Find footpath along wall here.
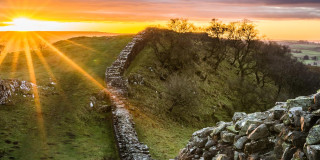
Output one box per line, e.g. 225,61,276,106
176,92,320,160
105,31,152,160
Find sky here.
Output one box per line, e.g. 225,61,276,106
0,0,320,40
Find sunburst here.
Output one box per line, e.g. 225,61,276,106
0,20,116,147
3,17,65,31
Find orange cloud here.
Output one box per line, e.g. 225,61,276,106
0,0,319,40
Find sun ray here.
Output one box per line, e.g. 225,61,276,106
28,35,57,82
32,33,124,105
10,36,22,78
10,51,20,78
34,33,108,91
4,0,50,21
23,35,47,145
0,32,11,44
28,35,69,100
0,34,18,68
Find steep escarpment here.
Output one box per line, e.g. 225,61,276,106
177,92,320,160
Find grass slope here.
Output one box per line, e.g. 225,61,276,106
124,44,280,159
0,35,133,160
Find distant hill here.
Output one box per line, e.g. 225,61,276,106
0,31,122,52
0,31,120,42
277,40,320,67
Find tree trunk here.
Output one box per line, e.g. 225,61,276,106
275,84,282,101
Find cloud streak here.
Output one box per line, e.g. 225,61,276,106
0,0,320,22
195,0,320,5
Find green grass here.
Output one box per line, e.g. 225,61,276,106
130,109,196,160
290,44,320,50
125,47,235,124
121,30,295,158
0,35,133,160
289,43,320,66
124,44,279,159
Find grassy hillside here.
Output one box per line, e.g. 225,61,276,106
0,35,133,160
124,29,320,159
124,46,276,159
0,31,119,53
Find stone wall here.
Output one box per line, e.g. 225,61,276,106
105,32,146,96
105,31,152,160
176,92,320,160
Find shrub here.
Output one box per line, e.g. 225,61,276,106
165,74,198,112
144,28,197,72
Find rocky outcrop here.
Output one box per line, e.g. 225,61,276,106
177,91,320,160
0,79,33,105
105,31,152,160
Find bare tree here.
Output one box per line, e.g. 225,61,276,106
226,19,259,82
207,19,227,39
167,18,195,33
202,19,229,70
144,28,196,71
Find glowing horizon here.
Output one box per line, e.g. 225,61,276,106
0,0,320,40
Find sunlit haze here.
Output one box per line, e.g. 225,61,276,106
0,0,320,40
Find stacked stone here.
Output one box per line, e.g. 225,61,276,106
105,31,152,160
0,79,33,105
105,31,146,96
111,94,151,160
177,92,320,160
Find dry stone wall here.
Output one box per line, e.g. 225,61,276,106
177,92,320,160
105,31,152,160
106,32,145,96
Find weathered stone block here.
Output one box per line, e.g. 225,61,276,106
221,131,235,143
244,139,272,154
306,125,320,145
232,112,247,123
234,136,248,150
210,122,228,136
248,124,269,140
287,96,314,111
306,145,320,160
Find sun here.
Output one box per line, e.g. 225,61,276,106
6,17,42,31
3,17,65,31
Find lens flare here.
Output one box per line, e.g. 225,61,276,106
10,51,20,78
0,35,17,67
4,18,66,31
34,33,112,95
29,35,57,82
23,36,47,144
